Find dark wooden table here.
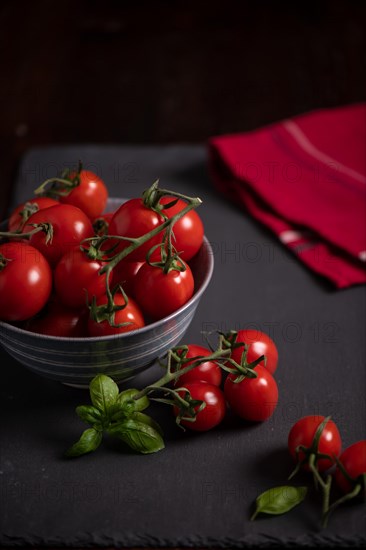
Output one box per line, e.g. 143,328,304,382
1,0,365,219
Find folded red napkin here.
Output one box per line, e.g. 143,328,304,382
208,103,366,288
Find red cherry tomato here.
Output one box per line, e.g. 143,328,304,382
159,197,204,261
224,365,278,422
59,170,108,219
174,382,226,431
87,293,145,336
24,204,94,266
173,344,222,386
288,415,342,472
108,198,164,262
0,242,52,322
8,197,59,232
25,300,88,337
230,330,278,374
54,247,107,309
334,440,366,494
134,261,194,320
111,259,144,297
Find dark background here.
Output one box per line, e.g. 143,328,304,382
1,0,366,220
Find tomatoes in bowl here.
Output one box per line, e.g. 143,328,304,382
0,242,52,322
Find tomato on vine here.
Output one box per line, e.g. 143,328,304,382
0,242,52,322
334,440,366,494
229,329,278,374
54,246,107,309
224,365,278,422
174,382,226,431
23,204,94,266
8,197,59,232
173,344,222,386
158,197,204,261
288,415,342,473
87,293,145,336
108,198,164,262
133,260,194,320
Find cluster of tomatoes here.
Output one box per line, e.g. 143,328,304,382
171,329,279,430
0,169,204,335
288,415,366,497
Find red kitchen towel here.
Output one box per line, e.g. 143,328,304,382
208,103,366,288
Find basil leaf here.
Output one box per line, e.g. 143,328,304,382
65,428,102,458
76,405,102,425
109,418,165,454
251,486,307,520
116,388,150,412
89,374,119,414
131,412,164,436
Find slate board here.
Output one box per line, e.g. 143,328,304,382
1,145,365,547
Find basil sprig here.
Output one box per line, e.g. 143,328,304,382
66,374,164,457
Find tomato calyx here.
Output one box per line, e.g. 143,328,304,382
15,201,42,231
0,253,11,271
93,217,109,237
88,286,132,328
34,161,83,199
218,331,263,382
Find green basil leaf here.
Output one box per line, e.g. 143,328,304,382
65,428,102,458
76,405,102,425
251,486,307,520
131,412,164,436
108,418,165,454
89,374,119,414
116,388,150,412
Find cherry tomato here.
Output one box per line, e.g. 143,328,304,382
288,415,342,472
59,170,108,219
224,365,278,422
8,197,59,232
334,440,366,494
108,198,164,261
134,261,194,320
173,344,222,386
25,299,88,337
54,247,107,309
0,242,52,322
24,204,94,266
229,329,278,374
159,197,204,261
111,259,144,297
174,382,226,431
87,293,145,336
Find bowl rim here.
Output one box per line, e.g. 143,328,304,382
0,236,214,342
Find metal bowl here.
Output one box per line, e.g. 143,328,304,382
0,216,214,386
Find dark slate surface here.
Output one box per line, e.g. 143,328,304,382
1,145,365,547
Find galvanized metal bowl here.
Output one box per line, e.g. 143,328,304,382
0,199,213,387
